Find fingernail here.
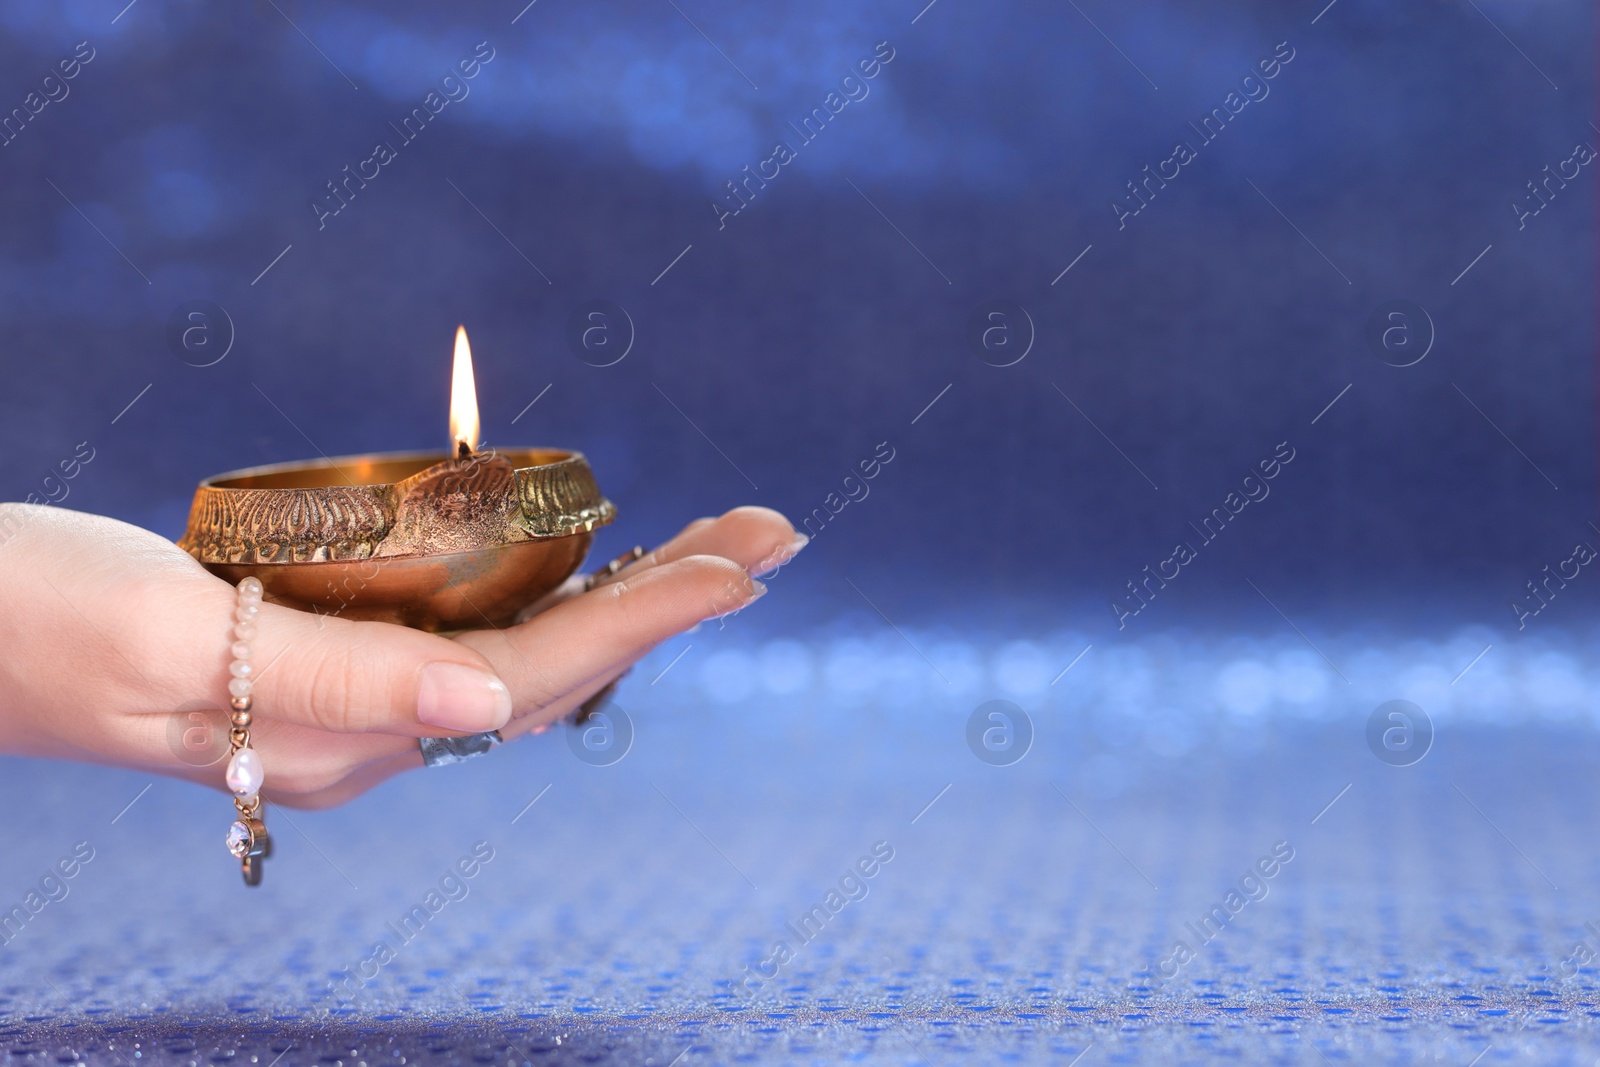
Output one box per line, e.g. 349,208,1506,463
748,578,768,601
756,534,809,576
417,662,513,732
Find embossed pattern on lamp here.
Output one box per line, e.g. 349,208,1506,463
177,327,615,631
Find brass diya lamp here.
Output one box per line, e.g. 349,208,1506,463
178,327,615,630
179,326,615,887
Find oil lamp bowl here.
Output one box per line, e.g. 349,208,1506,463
177,449,615,632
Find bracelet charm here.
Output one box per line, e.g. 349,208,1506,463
223,577,270,886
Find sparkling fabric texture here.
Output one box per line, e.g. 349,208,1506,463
1,626,1598,1064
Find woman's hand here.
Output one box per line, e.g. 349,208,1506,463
0,503,802,807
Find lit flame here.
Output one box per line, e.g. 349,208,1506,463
449,325,480,456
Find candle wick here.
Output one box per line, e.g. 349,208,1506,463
456,440,472,460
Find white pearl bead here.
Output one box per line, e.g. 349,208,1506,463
239,577,264,598
235,604,259,622
234,621,258,642
228,677,253,699
231,642,252,660
226,748,264,797
229,661,253,678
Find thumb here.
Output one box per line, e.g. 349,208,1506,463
228,601,513,737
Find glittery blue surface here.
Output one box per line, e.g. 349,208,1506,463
5,626,1600,1065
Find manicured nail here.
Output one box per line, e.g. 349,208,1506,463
417,662,513,732
756,533,809,576
747,578,768,601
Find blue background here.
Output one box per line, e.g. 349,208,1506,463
0,0,1596,1063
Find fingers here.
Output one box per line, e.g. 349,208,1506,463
516,507,803,622
496,647,643,741
140,560,723,802
515,508,800,627
493,507,799,730
263,749,423,810
0,508,517,743
116,706,417,802
456,554,764,724
604,506,804,586
162,507,796,774
241,605,515,738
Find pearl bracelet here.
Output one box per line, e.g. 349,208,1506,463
222,577,270,886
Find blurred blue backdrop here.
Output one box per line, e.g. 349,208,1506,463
0,0,1591,628
0,0,1597,1063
